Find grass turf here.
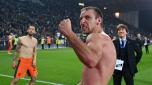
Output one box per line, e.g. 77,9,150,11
0,46,152,85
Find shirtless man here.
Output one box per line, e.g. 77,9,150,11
59,6,116,85
10,25,38,85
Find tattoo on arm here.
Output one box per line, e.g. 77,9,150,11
13,39,21,61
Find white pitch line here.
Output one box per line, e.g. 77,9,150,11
0,50,7,52
0,74,63,85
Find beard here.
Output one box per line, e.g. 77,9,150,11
28,33,33,36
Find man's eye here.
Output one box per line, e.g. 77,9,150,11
85,16,90,20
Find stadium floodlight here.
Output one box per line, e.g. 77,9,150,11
104,7,107,10
78,3,85,6
115,12,120,18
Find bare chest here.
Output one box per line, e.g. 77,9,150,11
21,39,36,48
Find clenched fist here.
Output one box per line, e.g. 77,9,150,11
58,18,73,37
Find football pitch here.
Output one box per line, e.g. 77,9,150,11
0,46,152,85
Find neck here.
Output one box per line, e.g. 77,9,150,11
27,35,33,39
93,26,102,33
120,36,126,40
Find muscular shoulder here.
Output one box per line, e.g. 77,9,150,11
100,32,112,43
19,36,26,40
33,37,38,43
18,36,26,43
87,32,113,54
87,32,112,45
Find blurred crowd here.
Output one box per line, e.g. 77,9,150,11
0,0,151,49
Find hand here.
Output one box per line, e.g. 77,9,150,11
12,61,16,69
59,18,73,37
32,61,36,68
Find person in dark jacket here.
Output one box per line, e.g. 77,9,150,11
113,24,142,85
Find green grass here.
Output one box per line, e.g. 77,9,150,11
0,46,152,85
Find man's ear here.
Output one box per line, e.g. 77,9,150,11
99,17,103,23
97,18,102,25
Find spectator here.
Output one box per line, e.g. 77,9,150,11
113,24,142,85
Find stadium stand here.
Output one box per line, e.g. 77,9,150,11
0,0,150,50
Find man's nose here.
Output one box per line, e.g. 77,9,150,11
80,18,86,23
119,30,124,32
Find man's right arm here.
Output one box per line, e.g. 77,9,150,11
12,38,21,69
67,33,102,68
59,19,102,68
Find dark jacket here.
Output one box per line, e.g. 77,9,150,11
113,38,142,76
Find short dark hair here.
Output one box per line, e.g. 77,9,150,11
81,6,103,18
116,24,128,32
26,24,35,30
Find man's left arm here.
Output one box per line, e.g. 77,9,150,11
134,40,142,64
33,39,37,67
